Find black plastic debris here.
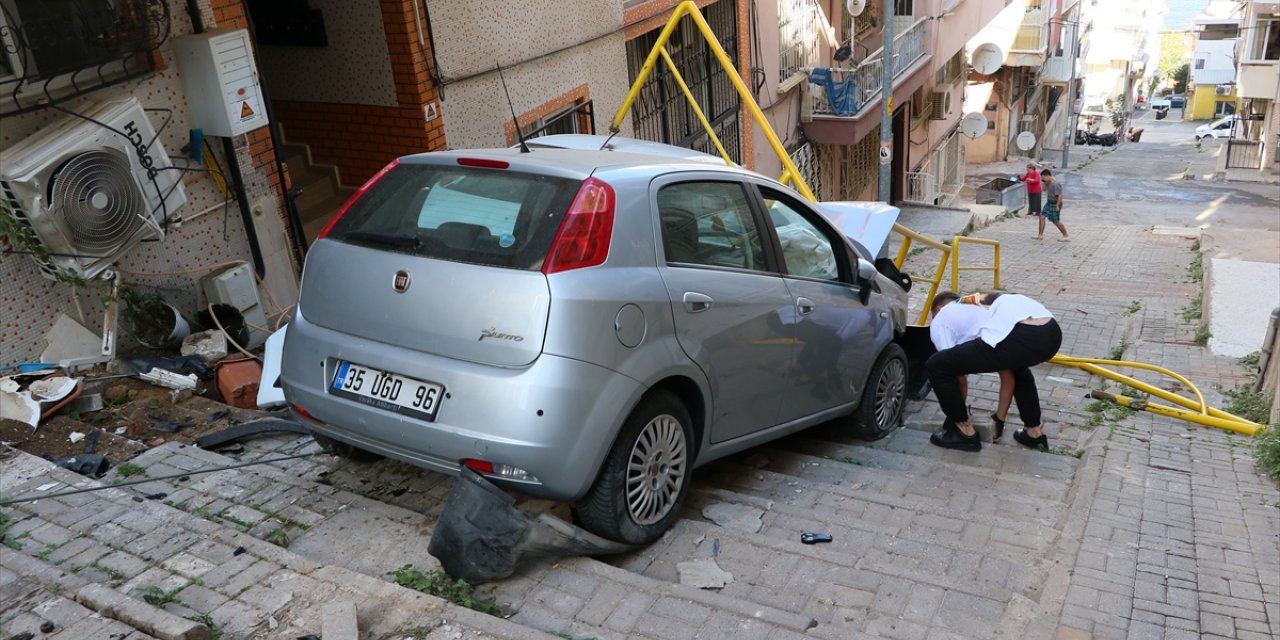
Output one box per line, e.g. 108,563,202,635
50,430,108,476
428,467,637,583
194,418,312,450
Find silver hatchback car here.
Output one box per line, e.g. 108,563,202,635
281,135,909,544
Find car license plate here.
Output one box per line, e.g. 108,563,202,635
330,361,444,421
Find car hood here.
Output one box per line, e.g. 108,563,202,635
814,201,900,256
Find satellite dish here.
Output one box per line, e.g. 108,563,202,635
960,112,988,139
969,43,1003,75
846,0,866,16
1016,131,1037,151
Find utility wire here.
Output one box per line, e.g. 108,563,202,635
0,452,318,506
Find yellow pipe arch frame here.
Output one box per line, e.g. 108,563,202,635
610,2,1259,437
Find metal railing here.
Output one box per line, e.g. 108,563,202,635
778,0,823,83
949,237,1001,291
807,17,928,118
1225,139,1264,169
904,171,937,205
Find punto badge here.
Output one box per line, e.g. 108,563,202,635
393,270,411,293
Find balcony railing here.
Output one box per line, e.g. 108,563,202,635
805,17,928,119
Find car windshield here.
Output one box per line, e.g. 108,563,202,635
325,164,581,270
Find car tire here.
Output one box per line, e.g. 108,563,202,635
312,433,383,462
573,390,693,545
848,343,907,441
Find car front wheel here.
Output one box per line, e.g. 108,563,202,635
574,390,692,544
848,343,907,440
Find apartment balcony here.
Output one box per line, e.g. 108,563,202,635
1041,55,1072,84
1007,9,1047,66
800,17,932,145
1239,62,1279,100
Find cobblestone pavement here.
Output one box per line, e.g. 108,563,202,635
2,119,1277,639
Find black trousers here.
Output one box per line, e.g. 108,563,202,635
926,320,1063,427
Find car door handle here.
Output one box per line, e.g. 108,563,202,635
796,297,815,315
683,292,714,313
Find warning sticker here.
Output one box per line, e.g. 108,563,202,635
240,102,255,120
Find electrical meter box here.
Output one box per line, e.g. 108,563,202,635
202,263,270,349
174,29,269,137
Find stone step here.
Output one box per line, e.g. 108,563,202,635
0,445,556,640
607,513,1053,640
300,193,355,242
292,174,337,213
78,436,853,640
702,439,1074,545
768,428,1078,502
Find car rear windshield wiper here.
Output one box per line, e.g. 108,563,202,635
341,230,422,250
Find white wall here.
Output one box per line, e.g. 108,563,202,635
257,0,398,106
1192,39,1237,87
430,0,632,149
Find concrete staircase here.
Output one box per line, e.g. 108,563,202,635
0,408,1090,639
280,141,356,244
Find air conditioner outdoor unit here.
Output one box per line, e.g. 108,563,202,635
0,96,187,280
1215,85,1231,96
929,91,950,120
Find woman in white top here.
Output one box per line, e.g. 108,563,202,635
928,292,1016,442
925,291,1063,452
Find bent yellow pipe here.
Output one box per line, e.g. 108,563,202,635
1052,355,1261,435
1089,390,1260,436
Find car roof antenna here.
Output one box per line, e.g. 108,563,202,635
496,62,530,153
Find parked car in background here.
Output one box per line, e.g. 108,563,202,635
1196,114,1244,141
1149,94,1185,113
280,135,911,544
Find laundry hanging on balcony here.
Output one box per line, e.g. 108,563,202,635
808,68,858,116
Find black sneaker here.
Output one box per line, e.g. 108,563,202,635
992,414,1006,441
1013,429,1049,451
930,428,981,452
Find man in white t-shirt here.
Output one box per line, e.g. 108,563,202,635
925,291,1063,452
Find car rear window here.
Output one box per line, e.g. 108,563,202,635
326,163,581,270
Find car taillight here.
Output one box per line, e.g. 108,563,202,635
542,177,615,274
291,404,323,424
316,158,400,239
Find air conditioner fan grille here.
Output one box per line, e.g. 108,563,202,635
51,150,148,255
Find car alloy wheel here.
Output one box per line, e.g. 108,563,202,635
626,412,688,525
849,343,908,440
872,355,907,432
574,390,693,544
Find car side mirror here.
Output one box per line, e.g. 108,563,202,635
857,258,878,282
855,258,877,304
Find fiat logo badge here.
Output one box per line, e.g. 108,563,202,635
392,271,411,293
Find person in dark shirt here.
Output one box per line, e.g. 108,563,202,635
1034,169,1070,242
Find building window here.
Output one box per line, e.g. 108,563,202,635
894,0,913,17
0,0,168,116
778,0,821,83
524,102,594,140
1249,18,1280,61
1194,58,1205,69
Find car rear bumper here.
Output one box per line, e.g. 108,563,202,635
280,313,645,500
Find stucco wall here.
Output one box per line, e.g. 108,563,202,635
0,0,280,363
257,0,398,107
430,0,631,149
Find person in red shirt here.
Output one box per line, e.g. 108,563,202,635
1019,163,1043,216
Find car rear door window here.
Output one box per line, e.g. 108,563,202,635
658,181,767,272
325,164,579,270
